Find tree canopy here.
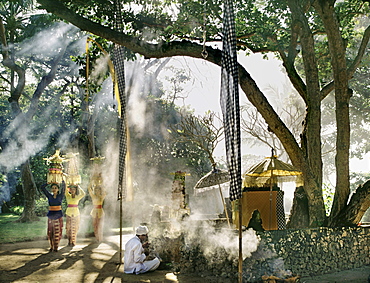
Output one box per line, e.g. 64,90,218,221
2,0,370,227
0,0,214,220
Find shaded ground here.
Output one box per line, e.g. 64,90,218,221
0,235,232,283
0,235,369,283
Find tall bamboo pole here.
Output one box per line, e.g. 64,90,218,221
113,0,126,266
238,198,243,283
119,190,123,263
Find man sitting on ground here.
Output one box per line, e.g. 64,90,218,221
123,225,160,274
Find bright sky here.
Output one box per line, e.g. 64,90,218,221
164,52,287,159
168,52,286,116
162,52,370,173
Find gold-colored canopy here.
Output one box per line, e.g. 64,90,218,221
243,154,303,188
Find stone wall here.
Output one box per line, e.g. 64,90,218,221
264,226,370,277
154,226,370,282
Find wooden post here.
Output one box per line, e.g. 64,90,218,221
119,190,123,264
218,184,231,228
238,198,243,283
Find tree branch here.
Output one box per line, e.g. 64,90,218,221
0,17,25,115
36,0,305,172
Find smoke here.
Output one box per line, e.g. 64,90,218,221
0,22,86,172
16,22,81,58
0,118,55,171
70,55,210,235
167,215,260,261
89,55,110,85
2,18,260,266
125,59,163,133
0,22,87,213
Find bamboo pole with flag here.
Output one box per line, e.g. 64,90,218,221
113,0,132,265
113,43,127,264
219,0,243,282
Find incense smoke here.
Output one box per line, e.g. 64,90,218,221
0,23,86,211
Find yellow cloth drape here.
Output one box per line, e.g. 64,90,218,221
86,37,133,201
233,191,281,230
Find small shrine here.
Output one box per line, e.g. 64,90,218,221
233,149,302,231
170,171,190,220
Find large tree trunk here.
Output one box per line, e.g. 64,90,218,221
328,180,370,227
286,0,325,227
286,186,309,228
17,160,39,222
313,1,351,225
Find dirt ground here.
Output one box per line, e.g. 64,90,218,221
0,234,369,283
0,234,233,283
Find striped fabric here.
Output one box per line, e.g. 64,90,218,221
48,218,63,250
66,215,80,245
114,45,127,201
276,191,286,230
220,0,242,201
114,0,127,201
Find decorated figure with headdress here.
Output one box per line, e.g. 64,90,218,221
41,149,66,252
64,152,85,247
88,156,107,242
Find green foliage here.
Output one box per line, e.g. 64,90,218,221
0,92,11,128
2,0,368,227
0,0,58,46
34,197,49,217
7,183,23,207
348,66,370,158
9,205,24,215
0,214,47,244
30,155,49,187
129,95,213,192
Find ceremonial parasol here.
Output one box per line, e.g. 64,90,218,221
194,168,231,228
243,149,302,229
243,149,302,188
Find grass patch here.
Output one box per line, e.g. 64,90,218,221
0,213,47,244
0,213,131,244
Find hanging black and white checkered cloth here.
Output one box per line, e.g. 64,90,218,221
114,45,127,201
113,0,127,201
220,0,242,201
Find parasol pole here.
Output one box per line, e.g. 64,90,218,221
218,183,231,228
269,148,274,230
238,196,243,283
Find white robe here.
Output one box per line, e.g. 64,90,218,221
123,235,160,274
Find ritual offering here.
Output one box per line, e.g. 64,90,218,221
90,156,105,186
43,149,66,184
64,152,81,185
